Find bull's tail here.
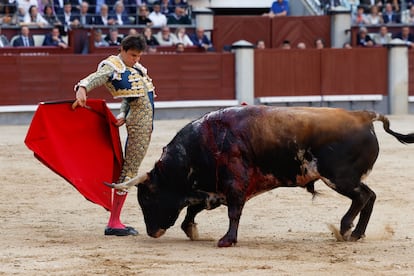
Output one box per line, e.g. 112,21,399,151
373,113,414,144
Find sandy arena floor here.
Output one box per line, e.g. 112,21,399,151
1,115,413,275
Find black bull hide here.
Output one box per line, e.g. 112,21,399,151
116,106,414,247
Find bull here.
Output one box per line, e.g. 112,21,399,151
107,106,414,247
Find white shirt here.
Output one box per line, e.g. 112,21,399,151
148,11,167,28
17,0,38,14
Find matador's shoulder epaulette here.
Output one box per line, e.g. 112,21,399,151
98,55,126,73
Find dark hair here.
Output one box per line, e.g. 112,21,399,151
121,35,147,52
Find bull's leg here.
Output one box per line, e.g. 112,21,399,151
218,202,244,247
349,183,376,240
181,204,204,240
338,182,376,241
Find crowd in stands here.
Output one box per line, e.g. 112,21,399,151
0,0,218,52
0,0,192,27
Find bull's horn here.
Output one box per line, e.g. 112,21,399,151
104,173,148,191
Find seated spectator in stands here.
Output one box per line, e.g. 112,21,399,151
155,25,176,46
94,4,114,26
167,5,191,25
110,1,130,25
297,42,306,49
128,28,138,35
21,5,49,27
281,40,291,49
366,5,383,25
315,38,325,49
13,25,35,46
135,4,153,26
358,0,383,13
175,42,184,53
256,40,266,49
160,0,171,15
382,3,401,24
263,0,289,17
352,5,368,25
143,26,159,47
58,2,78,31
189,28,214,51
42,26,68,48
105,27,122,46
175,27,193,46
407,0,414,10
53,0,64,15
0,26,10,47
1,0,17,24
402,5,414,24
393,26,414,46
17,0,37,18
43,4,62,26
72,1,94,27
93,28,109,47
149,1,167,27
357,26,375,47
373,25,392,45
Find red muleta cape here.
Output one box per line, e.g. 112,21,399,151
24,99,123,210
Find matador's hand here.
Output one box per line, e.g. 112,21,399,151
73,87,87,109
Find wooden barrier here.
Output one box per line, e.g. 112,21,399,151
0,52,235,105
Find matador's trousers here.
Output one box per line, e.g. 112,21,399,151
118,93,153,183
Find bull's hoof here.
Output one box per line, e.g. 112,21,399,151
182,222,199,240
217,237,237,247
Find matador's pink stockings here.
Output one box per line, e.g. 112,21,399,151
107,191,127,229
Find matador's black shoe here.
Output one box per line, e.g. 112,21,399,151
104,226,139,236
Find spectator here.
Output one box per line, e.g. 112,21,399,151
94,4,113,26
382,3,401,24
281,39,291,49
42,26,68,48
175,41,184,53
407,0,414,10
128,28,138,35
17,0,38,18
21,4,49,27
263,0,289,17
393,26,414,46
148,1,167,27
352,5,368,25
135,5,152,26
73,1,94,26
167,5,191,25
373,25,392,45
105,27,122,46
53,0,64,15
159,0,171,15
189,27,214,51
315,38,325,49
366,5,383,25
174,26,192,46
356,26,375,47
142,26,159,47
343,42,353,48
43,4,62,26
13,25,35,46
359,0,382,13
58,2,78,30
155,25,176,46
256,40,266,49
0,0,18,25
402,5,414,24
0,26,10,47
93,28,109,47
297,42,306,49
110,1,130,25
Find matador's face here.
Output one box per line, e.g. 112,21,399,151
120,49,142,67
